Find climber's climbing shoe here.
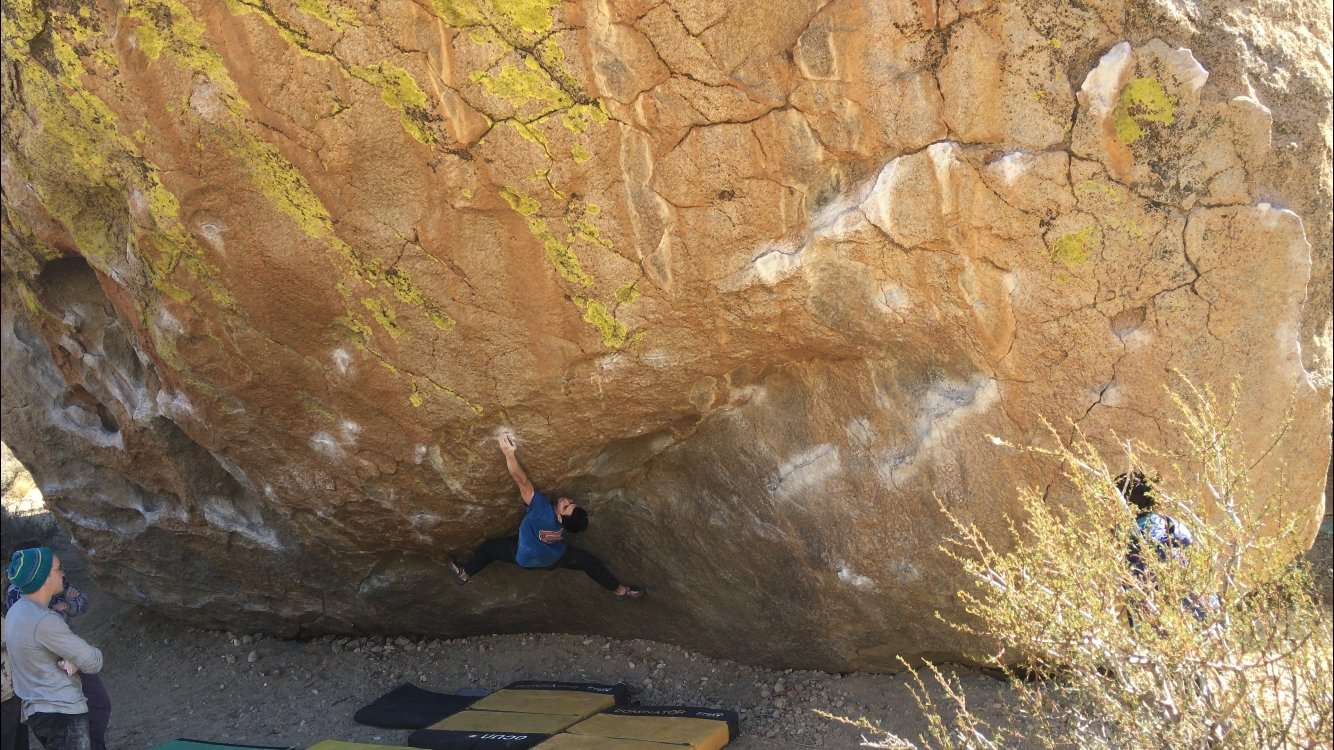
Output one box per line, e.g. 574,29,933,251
449,559,469,584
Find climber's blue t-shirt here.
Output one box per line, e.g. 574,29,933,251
516,491,566,568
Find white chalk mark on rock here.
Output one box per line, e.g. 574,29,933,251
836,562,875,589
1080,41,1133,116
880,376,1000,487
310,432,344,461
332,348,353,376
768,444,841,500
989,151,1034,186
338,420,361,445
1144,39,1208,94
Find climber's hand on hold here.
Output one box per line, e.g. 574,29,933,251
498,431,534,504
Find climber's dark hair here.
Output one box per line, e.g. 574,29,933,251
1115,471,1156,512
564,507,589,534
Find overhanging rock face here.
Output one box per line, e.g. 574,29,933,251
1,0,1330,670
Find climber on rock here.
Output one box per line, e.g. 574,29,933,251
449,433,645,599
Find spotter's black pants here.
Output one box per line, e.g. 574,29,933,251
26,713,89,750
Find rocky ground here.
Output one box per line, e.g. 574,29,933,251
52,516,1332,750
62,549,1016,750
45,518,1334,750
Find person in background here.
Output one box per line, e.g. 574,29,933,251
1118,472,1194,577
3,543,107,750
3,548,103,750
3,605,32,750
450,434,644,598
1118,471,1215,622
3,544,107,750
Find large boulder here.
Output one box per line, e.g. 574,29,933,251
1,0,1329,669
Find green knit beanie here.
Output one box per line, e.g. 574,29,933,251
6,547,54,595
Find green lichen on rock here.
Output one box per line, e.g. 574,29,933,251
428,380,484,415
445,0,588,123
401,369,484,414
499,188,594,287
351,63,437,144
615,283,640,305
123,0,454,338
561,102,608,134
362,297,402,338
131,16,167,60
1050,226,1101,267
382,267,426,306
499,187,542,216
1113,77,1175,145
428,311,456,331
470,57,572,115
224,1,433,143
127,0,232,82
542,233,592,287
510,120,551,149
428,0,557,35
495,0,559,33
336,311,374,341
430,0,486,26
225,0,368,66
1,2,231,307
425,0,609,290
574,297,629,349
566,200,610,249
0,0,43,49
15,283,46,319
294,0,360,29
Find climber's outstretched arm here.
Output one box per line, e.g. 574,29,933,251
499,433,535,505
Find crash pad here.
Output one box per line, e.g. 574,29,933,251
566,706,739,750
534,735,689,749
148,736,289,741
469,689,615,719
306,736,416,741
429,711,579,735
502,681,628,706
405,729,549,750
354,683,478,729
402,680,633,750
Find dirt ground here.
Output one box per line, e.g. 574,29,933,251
9,508,1331,750
43,538,1016,750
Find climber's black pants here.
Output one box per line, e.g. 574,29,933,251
463,535,621,591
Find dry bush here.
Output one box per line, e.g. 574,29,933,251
864,380,1332,749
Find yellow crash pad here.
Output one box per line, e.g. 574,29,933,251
470,688,616,719
568,714,730,750
309,736,418,741
431,709,579,734
535,734,686,749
